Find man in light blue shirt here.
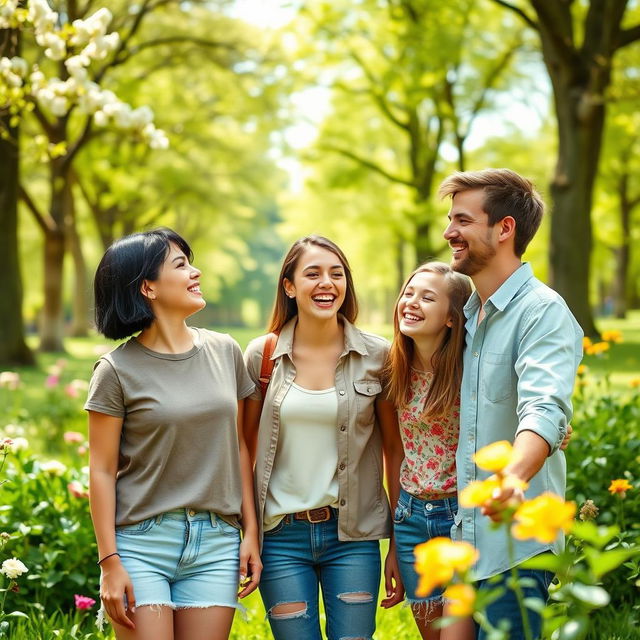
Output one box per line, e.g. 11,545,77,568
439,168,583,639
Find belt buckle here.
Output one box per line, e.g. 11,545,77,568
307,507,331,523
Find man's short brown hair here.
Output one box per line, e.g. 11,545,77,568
438,168,544,257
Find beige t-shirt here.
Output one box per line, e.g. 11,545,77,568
84,328,255,526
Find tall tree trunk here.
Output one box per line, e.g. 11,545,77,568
612,173,633,319
39,158,69,352
547,76,602,337
0,25,34,366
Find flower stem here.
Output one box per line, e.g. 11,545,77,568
507,530,533,640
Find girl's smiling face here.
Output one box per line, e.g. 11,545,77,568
283,245,347,322
397,271,452,342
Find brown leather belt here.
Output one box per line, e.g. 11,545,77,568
293,507,334,523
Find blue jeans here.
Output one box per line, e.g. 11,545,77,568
475,566,554,640
393,488,458,602
259,512,381,640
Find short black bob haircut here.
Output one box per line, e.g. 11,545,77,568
94,228,193,340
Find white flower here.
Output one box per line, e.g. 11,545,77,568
10,437,28,452
29,69,45,90
1,558,28,579
50,95,69,116
40,460,67,476
93,110,108,126
0,372,20,390
130,106,154,128
10,56,28,77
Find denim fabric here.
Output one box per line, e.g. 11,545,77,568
115,509,241,610
475,566,554,640
259,513,381,640
393,488,458,602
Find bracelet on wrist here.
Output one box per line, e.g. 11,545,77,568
97,552,120,566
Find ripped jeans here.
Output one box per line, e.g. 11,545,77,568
259,513,380,640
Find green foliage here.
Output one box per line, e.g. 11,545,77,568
0,450,98,619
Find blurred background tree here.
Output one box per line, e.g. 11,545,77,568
1,0,639,362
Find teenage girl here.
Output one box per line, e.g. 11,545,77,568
86,229,261,640
385,262,474,640
243,235,405,640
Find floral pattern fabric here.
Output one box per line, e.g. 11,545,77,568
398,369,459,499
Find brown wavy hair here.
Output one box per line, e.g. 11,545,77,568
384,262,471,417
267,235,358,333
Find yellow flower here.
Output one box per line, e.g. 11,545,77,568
459,476,501,508
587,341,610,356
512,493,576,543
577,364,588,376
608,479,632,496
473,440,521,473
443,583,476,617
414,538,479,597
459,474,528,508
601,330,622,343
630,378,640,389
582,336,592,350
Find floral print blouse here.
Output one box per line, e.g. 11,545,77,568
398,369,459,499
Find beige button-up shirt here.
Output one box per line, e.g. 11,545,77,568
244,316,392,544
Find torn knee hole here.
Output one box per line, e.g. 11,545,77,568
337,591,373,604
269,601,307,620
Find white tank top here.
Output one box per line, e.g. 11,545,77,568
263,382,339,531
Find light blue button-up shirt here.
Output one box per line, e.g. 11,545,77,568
454,263,583,580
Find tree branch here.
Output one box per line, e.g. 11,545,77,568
616,23,640,49
320,144,414,187
19,184,56,233
490,0,539,31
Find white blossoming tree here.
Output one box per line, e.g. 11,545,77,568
0,0,169,351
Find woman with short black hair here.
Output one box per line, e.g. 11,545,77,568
86,228,261,640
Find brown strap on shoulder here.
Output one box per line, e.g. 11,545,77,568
259,332,279,398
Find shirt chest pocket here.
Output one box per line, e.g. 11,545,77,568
353,380,382,426
481,352,515,403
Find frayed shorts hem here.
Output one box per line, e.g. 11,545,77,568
136,601,245,613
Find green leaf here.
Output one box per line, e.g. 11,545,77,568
565,583,610,609
520,552,563,572
523,596,546,613
584,546,640,578
554,616,589,640
6,611,29,618
570,522,619,549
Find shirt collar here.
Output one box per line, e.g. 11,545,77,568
463,262,533,319
271,314,368,359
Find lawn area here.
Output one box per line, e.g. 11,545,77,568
0,313,637,638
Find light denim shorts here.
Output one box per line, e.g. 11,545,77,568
115,509,241,610
393,489,458,603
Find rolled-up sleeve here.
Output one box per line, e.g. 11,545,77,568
514,300,583,453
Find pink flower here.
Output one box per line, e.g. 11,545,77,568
68,481,89,499
74,594,96,610
64,431,84,444
45,375,59,389
64,384,79,398
77,445,87,455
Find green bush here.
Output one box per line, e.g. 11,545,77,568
567,384,640,609
0,449,99,618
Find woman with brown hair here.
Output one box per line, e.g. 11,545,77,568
243,235,404,640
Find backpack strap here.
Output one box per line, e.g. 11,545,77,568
258,332,279,398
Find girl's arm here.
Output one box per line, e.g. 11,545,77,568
376,397,405,608
88,411,135,630
237,399,263,598
243,397,263,464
